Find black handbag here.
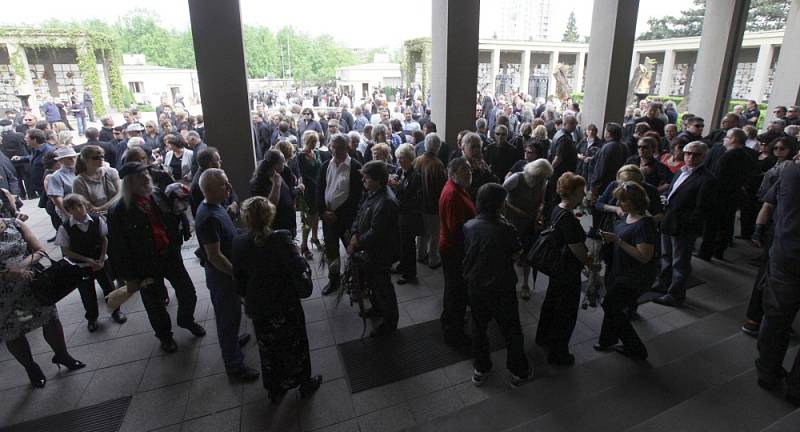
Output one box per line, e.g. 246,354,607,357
292,259,314,299
31,253,89,306
526,210,568,277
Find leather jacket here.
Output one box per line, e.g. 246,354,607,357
351,186,400,266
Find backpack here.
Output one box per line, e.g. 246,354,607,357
526,209,569,277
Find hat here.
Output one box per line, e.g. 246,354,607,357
118,162,148,179
53,147,78,160
126,123,145,133
0,119,12,127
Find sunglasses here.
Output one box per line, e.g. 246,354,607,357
495,133,507,136
91,155,105,161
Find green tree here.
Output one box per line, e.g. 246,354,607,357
639,0,792,40
562,12,580,42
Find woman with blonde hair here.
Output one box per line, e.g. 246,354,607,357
57,130,74,148
231,196,321,403
298,131,322,258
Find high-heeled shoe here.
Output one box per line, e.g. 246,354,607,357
52,355,86,372
299,375,323,398
26,364,46,388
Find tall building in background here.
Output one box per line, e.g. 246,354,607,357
482,0,552,41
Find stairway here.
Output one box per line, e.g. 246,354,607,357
408,300,800,432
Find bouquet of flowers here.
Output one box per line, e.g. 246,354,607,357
388,173,401,193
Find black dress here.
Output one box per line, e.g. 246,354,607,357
250,176,297,236
232,231,310,394
395,167,423,278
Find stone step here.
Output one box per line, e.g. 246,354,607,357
760,405,800,432
408,301,752,432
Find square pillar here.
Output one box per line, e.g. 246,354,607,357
490,49,500,96
575,52,586,94
767,0,800,122
188,0,256,198
520,50,531,95
629,51,641,82
6,43,38,111
658,49,676,96
583,0,640,129
547,50,560,97
749,44,773,102
687,0,750,135
431,0,480,147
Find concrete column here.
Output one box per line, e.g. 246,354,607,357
659,49,676,96
431,0,480,148
687,0,750,135
520,50,531,95
490,48,500,95
6,43,38,111
188,0,256,198
574,51,586,93
629,51,640,82
583,0,639,129
767,0,800,122
749,44,773,102
547,50,560,97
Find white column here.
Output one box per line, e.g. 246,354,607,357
659,49,676,96
629,51,640,82
547,50,560,97
767,0,800,125
6,43,38,111
583,0,640,128
490,48,500,95
687,0,750,134
749,44,773,103
520,50,531,95
575,51,586,93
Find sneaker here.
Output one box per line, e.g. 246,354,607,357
509,370,531,388
741,320,760,337
472,368,492,387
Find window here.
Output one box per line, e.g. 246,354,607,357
129,81,144,93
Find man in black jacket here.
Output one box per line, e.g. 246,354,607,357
1,119,29,197
697,128,755,261
590,123,629,203
317,134,363,295
76,127,118,169
653,141,717,307
348,160,400,337
109,162,205,353
99,115,116,143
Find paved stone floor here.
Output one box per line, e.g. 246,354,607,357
0,200,797,431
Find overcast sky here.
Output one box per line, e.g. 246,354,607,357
1,0,698,49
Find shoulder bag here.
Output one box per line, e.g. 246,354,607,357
526,209,569,277
31,252,89,306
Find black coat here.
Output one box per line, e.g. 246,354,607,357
1,131,27,158
315,158,363,227
661,166,717,237
351,186,400,266
108,189,184,281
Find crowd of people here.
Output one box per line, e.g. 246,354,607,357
1,90,799,405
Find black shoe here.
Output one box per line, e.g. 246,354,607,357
614,345,648,361
359,308,382,319
238,333,251,347
159,336,178,353
397,277,417,285
47,236,56,243
652,294,684,307
786,390,800,406
162,297,170,306
322,278,339,296
299,375,323,398
427,261,442,270
179,322,206,337
417,255,428,264
87,320,99,333
52,355,86,372
547,352,575,366
369,326,397,338
693,252,712,262
444,332,472,347
111,309,127,324
226,365,260,381
268,389,287,404
593,343,617,352
25,364,46,388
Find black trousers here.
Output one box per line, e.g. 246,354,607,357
322,217,350,280
441,251,469,337
599,281,647,354
756,270,800,393
139,249,198,339
77,264,117,321
398,227,417,279
470,289,529,377
536,276,581,355
699,196,737,258
746,255,770,322
365,267,399,330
